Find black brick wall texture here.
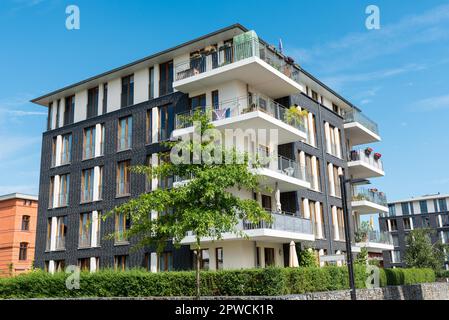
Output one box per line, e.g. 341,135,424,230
35,91,352,270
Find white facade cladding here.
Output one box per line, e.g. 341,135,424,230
33,24,388,272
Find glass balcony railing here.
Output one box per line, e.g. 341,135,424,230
348,149,384,171
352,188,387,206
355,230,393,245
242,211,313,234
175,94,307,133
272,155,310,183
344,109,379,135
174,37,299,83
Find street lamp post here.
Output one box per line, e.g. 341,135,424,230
339,175,370,301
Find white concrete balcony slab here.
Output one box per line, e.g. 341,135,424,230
181,211,315,244
344,109,381,146
173,38,303,99
351,188,388,214
347,149,385,179
172,95,308,144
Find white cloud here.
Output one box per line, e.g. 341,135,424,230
412,94,449,112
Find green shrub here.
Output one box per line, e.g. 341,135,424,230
0,266,436,299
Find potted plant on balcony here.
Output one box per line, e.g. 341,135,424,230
374,152,382,160
364,147,373,156
284,106,308,126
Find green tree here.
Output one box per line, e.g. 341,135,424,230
105,112,271,299
404,228,446,271
297,247,318,267
355,247,368,265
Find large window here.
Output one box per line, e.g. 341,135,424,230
19,242,28,261
439,199,448,212
83,126,96,159
116,160,131,196
146,110,152,144
391,250,401,264
87,87,99,118
115,212,130,244
47,102,53,130
64,95,75,125
189,94,206,112
78,258,90,272
264,248,275,267
198,249,209,270
79,213,92,248
21,215,30,231
401,202,410,215
121,75,134,107
81,168,94,203
158,104,174,141
56,216,68,250
326,123,341,158
102,83,108,114
58,174,70,207
419,200,428,214
389,219,398,231
388,204,396,216
118,116,132,151
61,134,72,165
159,61,173,96
159,252,173,272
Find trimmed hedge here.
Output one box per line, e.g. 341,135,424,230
0,266,435,298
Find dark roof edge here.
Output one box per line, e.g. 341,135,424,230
31,23,248,104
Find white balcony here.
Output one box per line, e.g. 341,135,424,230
347,149,385,179
172,95,308,145
181,211,315,244
351,188,388,214
173,37,303,99
344,109,381,146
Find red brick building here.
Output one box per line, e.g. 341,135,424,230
0,193,38,277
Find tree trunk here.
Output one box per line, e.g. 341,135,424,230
195,238,201,300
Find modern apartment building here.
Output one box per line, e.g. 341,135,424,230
31,24,391,273
0,193,38,276
380,193,449,269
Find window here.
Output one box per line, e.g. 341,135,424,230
21,215,30,231
149,67,155,99
216,247,223,270
334,208,345,240
55,100,60,128
64,95,75,125
146,110,152,144
117,116,132,151
333,166,342,198
212,90,219,109
19,242,28,261
401,202,410,215
83,126,96,159
102,83,108,114
59,174,70,207
392,234,399,247
49,176,55,208
158,104,174,141
389,219,398,231
422,216,431,228
189,94,206,112
46,218,51,251
79,213,92,248
87,87,99,118
115,212,130,244
304,154,321,191
419,200,428,213
391,250,401,264
261,194,272,211
51,137,57,167
306,113,317,147
311,90,318,101
121,75,134,107
441,214,449,227
61,134,72,165
264,248,275,267
56,216,67,250
158,154,173,189
439,199,448,212
98,166,103,200
388,204,396,216
403,217,412,230
78,258,90,271
81,168,94,203
159,60,173,96
114,255,128,271
306,200,325,239
145,155,152,192
326,123,341,158
116,160,131,196
47,102,53,130
198,249,210,270
159,252,173,272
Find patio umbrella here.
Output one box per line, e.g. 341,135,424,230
289,241,299,267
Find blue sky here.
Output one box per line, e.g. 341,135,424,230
1,0,449,204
